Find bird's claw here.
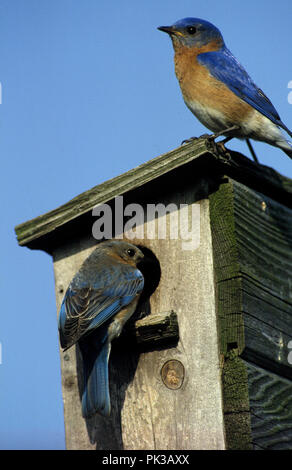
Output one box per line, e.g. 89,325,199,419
181,136,198,145
206,136,231,162
181,130,233,162
181,134,211,145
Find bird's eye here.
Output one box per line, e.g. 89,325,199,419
187,26,197,35
127,248,136,257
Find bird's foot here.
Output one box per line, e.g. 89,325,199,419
181,125,239,148
205,137,231,162
181,134,210,145
206,125,241,160
181,132,232,161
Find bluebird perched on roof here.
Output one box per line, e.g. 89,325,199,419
58,240,144,418
158,18,292,160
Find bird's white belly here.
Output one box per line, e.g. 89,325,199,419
185,99,229,133
185,97,290,152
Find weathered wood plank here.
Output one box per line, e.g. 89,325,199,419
213,273,292,378
15,140,292,250
53,181,226,450
233,182,292,377
222,351,253,450
210,178,292,362
209,181,245,363
15,139,292,450
209,176,292,449
245,361,292,450
233,181,292,300
118,196,224,450
15,139,209,247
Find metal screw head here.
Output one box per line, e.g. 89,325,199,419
161,359,185,390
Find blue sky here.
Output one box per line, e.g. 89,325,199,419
1,0,291,449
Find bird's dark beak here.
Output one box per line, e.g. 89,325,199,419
158,25,184,37
158,25,175,35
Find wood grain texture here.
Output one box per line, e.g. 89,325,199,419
15,141,292,450
222,352,253,450
15,141,292,251
210,178,292,369
15,139,209,247
210,176,292,449
233,181,292,377
119,310,179,350
53,181,226,450
119,196,225,450
246,361,292,450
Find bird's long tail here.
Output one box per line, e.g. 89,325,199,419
276,139,292,159
281,122,292,139
79,334,111,418
279,124,292,159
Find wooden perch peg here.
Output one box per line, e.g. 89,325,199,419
118,310,179,350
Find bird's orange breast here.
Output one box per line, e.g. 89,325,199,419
173,44,253,125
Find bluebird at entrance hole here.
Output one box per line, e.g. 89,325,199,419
58,240,144,418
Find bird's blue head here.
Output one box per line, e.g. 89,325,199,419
158,18,224,50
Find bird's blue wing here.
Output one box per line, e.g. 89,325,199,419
197,47,290,133
58,266,144,350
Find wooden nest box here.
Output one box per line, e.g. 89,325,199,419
15,139,292,450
